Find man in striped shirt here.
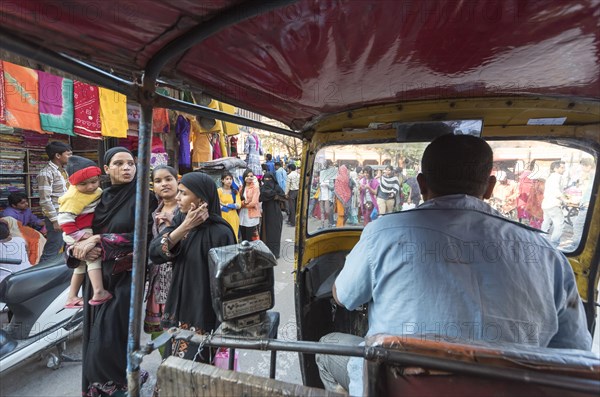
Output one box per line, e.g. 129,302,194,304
37,141,72,262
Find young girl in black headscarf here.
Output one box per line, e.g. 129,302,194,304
149,171,236,362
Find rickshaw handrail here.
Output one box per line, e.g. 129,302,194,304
145,329,600,395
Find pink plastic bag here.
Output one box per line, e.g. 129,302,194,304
213,348,239,371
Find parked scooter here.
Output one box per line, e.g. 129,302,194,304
0,255,82,373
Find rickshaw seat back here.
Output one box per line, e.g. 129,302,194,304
364,334,600,397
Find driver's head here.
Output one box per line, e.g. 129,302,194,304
420,134,494,199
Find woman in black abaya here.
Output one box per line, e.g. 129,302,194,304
71,147,157,396
259,172,285,258
149,172,236,362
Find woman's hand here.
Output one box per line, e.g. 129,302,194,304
182,202,208,230
168,202,208,247
156,211,174,227
72,234,101,260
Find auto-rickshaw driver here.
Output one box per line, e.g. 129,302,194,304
316,131,592,395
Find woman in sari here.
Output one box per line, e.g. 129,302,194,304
149,172,236,362
333,165,355,227
144,165,179,341
259,172,285,258
70,147,158,396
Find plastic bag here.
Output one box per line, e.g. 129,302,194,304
213,347,239,371
370,207,379,220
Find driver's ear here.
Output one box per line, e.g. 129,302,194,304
482,175,496,200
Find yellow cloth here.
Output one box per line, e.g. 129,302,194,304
218,187,240,242
99,87,128,138
190,117,212,168
58,185,102,215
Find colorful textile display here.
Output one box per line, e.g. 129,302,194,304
0,62,5,124
2,61,43,132
73,81,102,139
37,71,74,135
99,87,128,138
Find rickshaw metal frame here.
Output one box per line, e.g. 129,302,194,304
0,1,598,396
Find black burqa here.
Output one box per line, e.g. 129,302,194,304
259,172,285,258
81,147,158,395
149,172,235,335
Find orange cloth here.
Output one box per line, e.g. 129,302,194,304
2,216,46,265
152,108,170,133
2,61,44,133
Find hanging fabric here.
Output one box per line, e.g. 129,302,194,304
189,117,212,168
212,133,222,160
99,87,128,138
37,71,75,135
73,81,102,139
152,108,169,133
175,115,191,168
0,62,5,124
229,136,238,157
2,61,43,133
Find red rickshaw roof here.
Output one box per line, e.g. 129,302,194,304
1,0,599,129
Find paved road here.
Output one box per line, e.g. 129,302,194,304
0,222,301,396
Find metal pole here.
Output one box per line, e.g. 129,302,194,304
126,87,154,396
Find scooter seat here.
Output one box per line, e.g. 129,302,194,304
0,256,71,304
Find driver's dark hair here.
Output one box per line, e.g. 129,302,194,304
421,134,493,197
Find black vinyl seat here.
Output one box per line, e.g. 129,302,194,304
0,256,70,304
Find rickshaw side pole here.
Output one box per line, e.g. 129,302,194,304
126,87,154,396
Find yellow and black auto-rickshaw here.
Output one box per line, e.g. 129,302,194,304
0,1,598,396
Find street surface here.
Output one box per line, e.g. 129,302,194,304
0,223,301,396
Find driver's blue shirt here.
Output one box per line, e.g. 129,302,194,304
335,194,592,395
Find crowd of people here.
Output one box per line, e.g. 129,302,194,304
489,157,595,249
304,161,418,229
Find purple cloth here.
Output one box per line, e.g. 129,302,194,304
2,206,42,228
176,115,191,168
